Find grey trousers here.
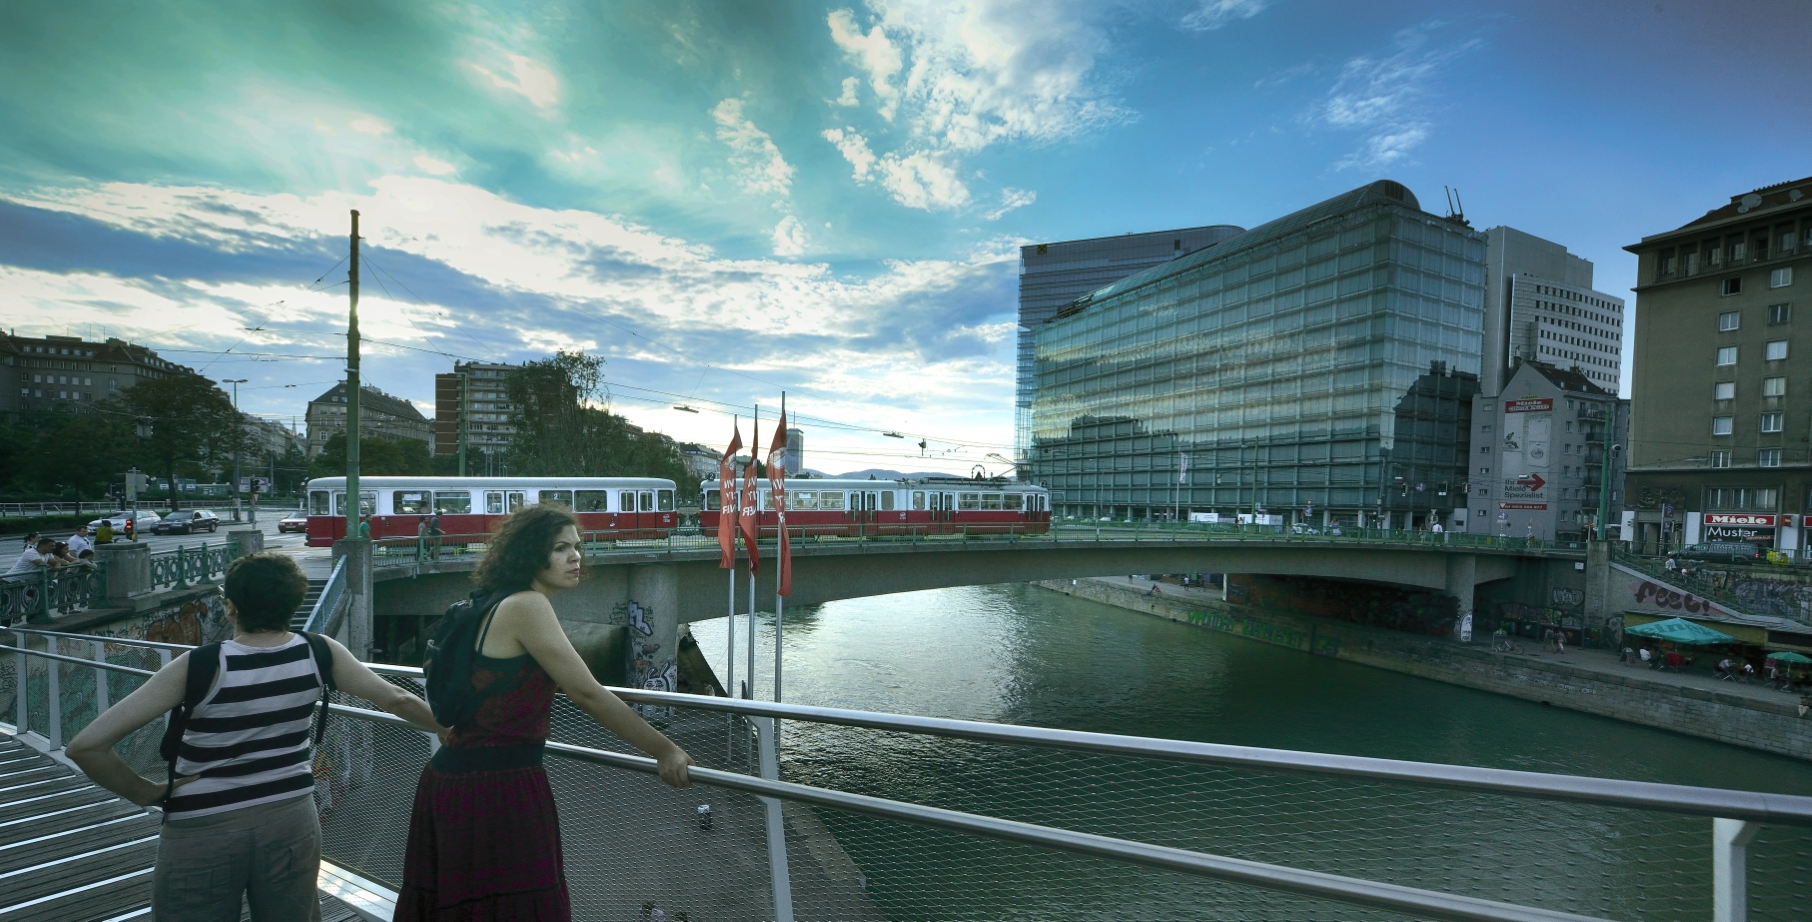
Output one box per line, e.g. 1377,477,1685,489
153,793,322,922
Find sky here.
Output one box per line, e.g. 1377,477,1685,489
2,0,1809,476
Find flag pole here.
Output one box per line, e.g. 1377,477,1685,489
775,392,785,704
748,403,759,699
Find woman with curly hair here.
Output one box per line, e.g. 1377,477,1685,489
396,504,693,921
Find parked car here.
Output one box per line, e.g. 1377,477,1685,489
1678,542,1766,565
152,510,220,535
88,510,162,532
278,510,308,533
1290,523,1321,535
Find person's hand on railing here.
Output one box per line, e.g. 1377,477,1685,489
655,743,694,788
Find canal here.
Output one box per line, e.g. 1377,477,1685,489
691,582,1812,922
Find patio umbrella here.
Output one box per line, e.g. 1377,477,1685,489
1624,617,1737,645
1764,651,1812,664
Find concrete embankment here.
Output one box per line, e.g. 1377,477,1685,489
1037,578,1812,763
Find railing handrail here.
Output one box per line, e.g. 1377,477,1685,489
6,627,193,652
325,700,1612,922
18,631,1792,829
304,556,350,635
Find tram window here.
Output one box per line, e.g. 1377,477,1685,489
639,491,654,512
485,492,505,515
705,490,720,510
336,492,375,516
394,492,430,515
819,491,846,511
575,490,610,512
982,493,1002,510
619,492,637,512
540,490,573,508
1003,493,1024,511
433,491,471,514
310,491,330,515
959,493,980,511
658,490,674,512
881,492,895,511
913,491,926,511
793,491,816,510
508,492,525,513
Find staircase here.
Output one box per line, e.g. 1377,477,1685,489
290,577,328,632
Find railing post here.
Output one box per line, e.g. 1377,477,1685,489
1713,817,1761,922
45,635,62,748
173,546,189,590
754,716,795,922
92,639,109,713
12,630,26,734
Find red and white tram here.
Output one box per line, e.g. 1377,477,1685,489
702,477,1050,538
303,476,679,547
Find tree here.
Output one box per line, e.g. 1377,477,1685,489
307,432,435,479
113,373,250,510
502,351,691,485
0,405,141,500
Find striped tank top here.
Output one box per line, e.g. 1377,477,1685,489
166,634,323,818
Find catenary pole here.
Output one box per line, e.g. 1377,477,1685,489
457,368,468,477
775,392,785,705
346,210,361,533
726,416,737,704
1596,401,1615,539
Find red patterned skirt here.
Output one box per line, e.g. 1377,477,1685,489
395,764,570,921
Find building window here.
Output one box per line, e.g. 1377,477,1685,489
1731,241,1747,262
1712,416,1734,436
1760,412,1783,433
1771,267,1793,288
1721,277,1742,296
1759,448,1781,468
1762,376,1786,397
1480,446,1491,453
1709,450,1731,468
1771,303,1793,324
1714,381,1736,400
1717,346,1737,365
1718,310,1740,331
1766,340,1788,361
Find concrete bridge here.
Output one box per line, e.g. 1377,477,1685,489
365,530,1575,689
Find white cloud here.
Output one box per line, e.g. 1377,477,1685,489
828,8,903,121
875,150,970,211
1317,24,1479,171
413,155,458,175
347,117,391,135
823,127,877,180
984,187,1035,220
467,52,561,112
712,98,796,199
835,76,862,107
823,2,1126,212
1180,0,1269,32
772,215,807,257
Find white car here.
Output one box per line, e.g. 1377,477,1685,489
88,510,163,531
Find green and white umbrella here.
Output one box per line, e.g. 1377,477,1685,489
1764,651,1812,664
1624,617,1737,645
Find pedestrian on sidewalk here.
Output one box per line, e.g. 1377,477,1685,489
66,524,92,557
416,516,430,561
1639,647,1653,668
65,552,446,922
427,512,443,561
95,519,114,545
6,536,56,576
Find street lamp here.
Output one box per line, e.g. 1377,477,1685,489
223,379,248,523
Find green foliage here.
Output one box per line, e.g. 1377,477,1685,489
115,372,251,509
0,514,96,535
307,432,435,479
502,351,690,487
0,404,142,499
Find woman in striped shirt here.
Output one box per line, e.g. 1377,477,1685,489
69,553,447,921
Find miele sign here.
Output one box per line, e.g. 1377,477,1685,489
1701,514,1777,527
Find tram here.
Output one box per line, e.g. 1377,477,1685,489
701,477,1050,538
303,476,679,547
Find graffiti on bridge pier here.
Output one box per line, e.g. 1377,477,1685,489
1186,609,1340,657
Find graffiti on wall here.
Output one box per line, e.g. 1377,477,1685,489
1727,579,1812,620
614,599,675,718
1629,581,1720,615
84,593,231,647
1185,609,1340,658
1550,588,1583,609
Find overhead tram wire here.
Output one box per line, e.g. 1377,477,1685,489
602,379,1014,450
357,252,496,360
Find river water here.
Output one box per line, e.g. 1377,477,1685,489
690,583,1812,922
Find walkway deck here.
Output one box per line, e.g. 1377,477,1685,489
0,733,366,922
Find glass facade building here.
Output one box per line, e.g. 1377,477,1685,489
1015,226,1244,464
1029,181,1487,527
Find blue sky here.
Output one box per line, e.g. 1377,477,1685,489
2,1,1808,474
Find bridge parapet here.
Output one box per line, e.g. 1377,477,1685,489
5,629,1810,921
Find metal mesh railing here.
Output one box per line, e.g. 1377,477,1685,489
7,632,1811,922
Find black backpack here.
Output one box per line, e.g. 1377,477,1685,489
160,632,335,802
422,588,515,729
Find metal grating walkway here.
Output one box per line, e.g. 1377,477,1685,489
0,733,368,921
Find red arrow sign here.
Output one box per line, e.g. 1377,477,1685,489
1517,474,1546,491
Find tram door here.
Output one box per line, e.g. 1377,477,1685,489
484,491,525,515
939,492,958,533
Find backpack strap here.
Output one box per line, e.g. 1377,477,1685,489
297,632,336,748
161,642,222,805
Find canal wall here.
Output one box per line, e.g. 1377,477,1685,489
1036,578,1812,763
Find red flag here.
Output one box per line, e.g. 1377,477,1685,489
739,420,762,574
767,411,791,596
717,422,743,569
